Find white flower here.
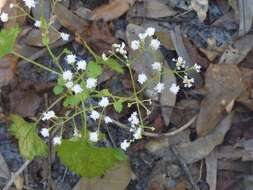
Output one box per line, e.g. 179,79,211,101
102,53,108,61
120,140,130,151
114,42,127,57
104,116,112,124
183,76,194,88
76,60,87,71
169,83,180,95
174,56,186,70
131,40,140,50
150,39,160,50
89,131,99,142
98,97,109,107
65,54,76,64
73,129,81,138
86,78,97,89
133,127,142,140
53,136,62,145
34,20,41,28
23,0,36,8
146,27,155,37
62,70,73,81
42,111,56,121
193,63,201,73
137,73,147,85
0,12,8,22
71,84,83,94
138,32,147,40
65,81,73,89
89,110,100,121
10,3,14,8
152,62,162,71
40,128,49,138
154,82,165,93
128,112,140,128
60,32,69,41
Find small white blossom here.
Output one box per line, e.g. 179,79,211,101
120,140,131,151
193,63,201,73
23,0,36,8
133,127,142,140
183,76,194,88
137,73,147,85
60,32,69,41
131,40,140,50
146,27,155,37
65,81,73,89
40,128,49,138
114,42,127,57
65,54,76,64
154,82,165,93
128,112,140,128
86,78,97,89
53,136,62,145
42,111,56,121
89,110,100,121
34,20,41,28
73,129,81,138
71,84,83,94
10,3,14,8
152,62,162,71
150,39,160,50
174,56,186,70
89,131,99,142
76,60,87,71
102,53,108,61
104,116,112,124
0,12,8,22
138,32,147,40
169,83,180,95
98,97,109,107
62,70,73,81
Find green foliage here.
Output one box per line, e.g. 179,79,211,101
57,139,127,178
102,58,124,73
113,100,123,113
63,91,89,107
53,85,64,95
0,26,20,58
9,115,48,160
87,62,102,78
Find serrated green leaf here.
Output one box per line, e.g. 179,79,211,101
102,58,124,73
53,85,64,95
87,62,102,78
0,26,20,58
96,89,111,97
63,91,89,107
113,100,123,113
9,114,48,160
57,140,126,178
57,77,65,86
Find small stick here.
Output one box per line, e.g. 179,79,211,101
3,160,31,190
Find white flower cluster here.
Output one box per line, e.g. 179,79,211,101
42,110,56,121
130,27,160,51
0,11,8,23
23,0,36,8
112,42,128,59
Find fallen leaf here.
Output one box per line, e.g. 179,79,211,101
196,64,244,136
191,0,209,21
0,55,17,88
219,35,253,64
126,24,176,126
205,149,218,190
145,0,177,18
90,0,136,22
238,0,253,36
14,174,24,190
156,31,175,50
73,160,132,190
0,153,10,180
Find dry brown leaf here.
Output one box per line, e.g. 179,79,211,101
191,0,209,21
73,160,132,190
90,0,136,22
196,64,244,136
156,31,175,50
205,149,218,190
145,0,177,18
14,174,24,190
0,55,17,88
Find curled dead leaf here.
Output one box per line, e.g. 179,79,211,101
191,0,209,21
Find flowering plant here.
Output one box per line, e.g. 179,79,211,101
1,0,201,178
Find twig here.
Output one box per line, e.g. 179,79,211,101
3,160,31,190
170,146,199,190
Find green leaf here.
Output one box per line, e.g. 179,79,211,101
0,26,20,58
57,140,126,178
102,58,123,73
113,100,123,113
57,77,65,86
53,85,64,95
63,91,89,107
87,62,102,78
96,89,111,97
9,114,48,160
